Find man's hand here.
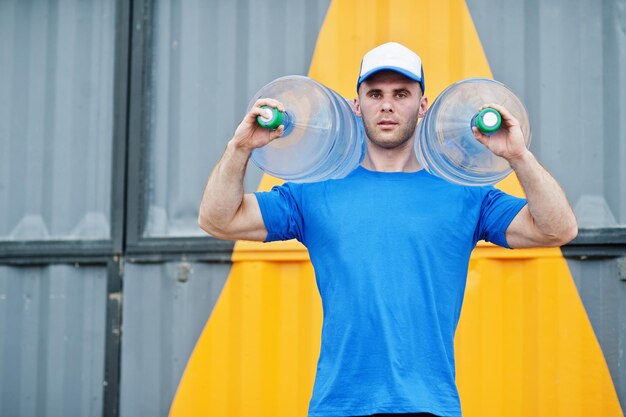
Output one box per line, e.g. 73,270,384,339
232,98,286,151
471,103,529,163
470,104,577,248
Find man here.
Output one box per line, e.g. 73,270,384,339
198,42,577,417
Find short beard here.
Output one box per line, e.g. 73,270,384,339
362,113,419,150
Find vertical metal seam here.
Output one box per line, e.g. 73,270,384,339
103,257,124,417
102,0,135,414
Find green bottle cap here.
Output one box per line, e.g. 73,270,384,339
257,105,284,129
475,108,502,133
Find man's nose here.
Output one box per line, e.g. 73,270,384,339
381,99,394,112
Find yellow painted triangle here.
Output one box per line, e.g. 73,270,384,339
169,1,623,416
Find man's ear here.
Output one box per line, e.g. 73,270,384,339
418,96,429,118
353,97,362,117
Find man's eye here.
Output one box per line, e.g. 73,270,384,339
396,92,407,98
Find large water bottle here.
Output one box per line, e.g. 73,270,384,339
415,78,531,186
248,75,364,183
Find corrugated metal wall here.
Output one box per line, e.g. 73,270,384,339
120,0,331,416
0,0,119,416
466,0,626,407
143,0,330,237
466,0,626,228
567,257,626,409
0,264,108,417
0,0,115,241
1,0,330,414
169,1,626,415
1,0,625,416
119,262,229,417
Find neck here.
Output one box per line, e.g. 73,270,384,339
360,138,422,172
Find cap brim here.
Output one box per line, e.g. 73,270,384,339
357,66,425,92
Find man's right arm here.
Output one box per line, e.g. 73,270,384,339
198,99,285,241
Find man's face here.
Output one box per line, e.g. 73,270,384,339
355,71,428,150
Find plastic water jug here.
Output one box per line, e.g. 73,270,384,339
415,78,532,186
248,75,364,183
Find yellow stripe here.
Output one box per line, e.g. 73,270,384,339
169,1,623,416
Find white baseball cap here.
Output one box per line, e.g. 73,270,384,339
357,42,425,93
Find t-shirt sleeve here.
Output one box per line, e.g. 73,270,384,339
254,183,305,243
475,187,527,248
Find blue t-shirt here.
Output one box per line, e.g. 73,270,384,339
255,166,527,417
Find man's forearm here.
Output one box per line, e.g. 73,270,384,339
198,141,251,233
509,150,577,242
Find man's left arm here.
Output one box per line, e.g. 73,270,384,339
473,103,578,249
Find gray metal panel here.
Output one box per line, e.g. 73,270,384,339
466,0,626,227
0,0,116,241
119,261,230,417
567,257,626,411
0,264,108,417
143,0,331,237
464,0,626,408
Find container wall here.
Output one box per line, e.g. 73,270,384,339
0,0,116,241
466,0,626,228
2,1,626,417
567,257,626,407
169,0,626,415
142,0,331,237
119,261,229,417
0,264,108,417
466,0,626,406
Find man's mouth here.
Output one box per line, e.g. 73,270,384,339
377,120,398,130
